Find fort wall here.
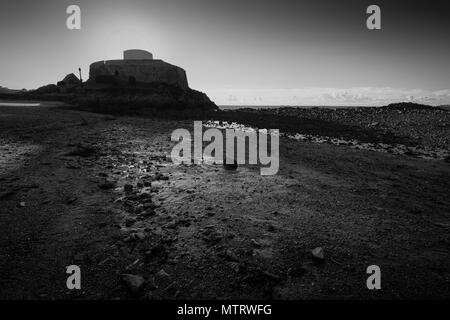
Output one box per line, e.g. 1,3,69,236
88,59,188,90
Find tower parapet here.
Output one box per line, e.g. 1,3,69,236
123,49,153,60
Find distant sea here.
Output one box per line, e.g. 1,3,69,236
218,105,370,110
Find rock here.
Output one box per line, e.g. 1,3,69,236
124,184,133,193
156,269,170,280
136,192,152,201
66,164,81,169
251,239,262,247
125,258,141,270
132,204,145,215
145,243,168,262
154,173,169,181
66,197,77,204
253,248,274,259
18,201,26,208
121,274,145,295
223,249,239,262
0,191,16,200
124,217,137,227
202,229,223,244
132,231,146,241
62,145,96,158
139,209,156,218
98,180,116,189
165,220,178,229
287,265,307,277
311,247,325,260
261,271,282,282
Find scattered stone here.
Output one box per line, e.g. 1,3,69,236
124,184,134,193
143,202,156,210
154,173,169,181
98,180,116,189
18,201,26,208
133,204,145,215
202,229,223,244
145,243,168,262
261,271,282,282
251,239,262,247
139,209,156,218
0,191,16,200
66,164,81,170
165,220,178,229
125,217,137,227
253,248,274,259
311,247,325,261
288,265,307,277
97,222,107,228
223,249,239,262
136,192,152,202
66,197,77,204
62,145,96,158
156,269,171,280
132,231,146,241
228,261,241,273
121,274,145,295
125,259,141,270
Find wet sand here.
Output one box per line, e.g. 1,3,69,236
0,103,449,299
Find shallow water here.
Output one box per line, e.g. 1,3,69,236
0,102,41,107
204,120,449,161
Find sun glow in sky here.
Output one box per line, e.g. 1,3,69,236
0,0,449,106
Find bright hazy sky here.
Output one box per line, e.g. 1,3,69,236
1,0,449,106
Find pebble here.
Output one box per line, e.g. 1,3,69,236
121,274,145,295
311,247,325,260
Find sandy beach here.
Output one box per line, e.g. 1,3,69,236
0,102,449,299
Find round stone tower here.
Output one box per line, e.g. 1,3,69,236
88,50,188,90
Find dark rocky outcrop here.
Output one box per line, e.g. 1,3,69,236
382,102,444,111
57,73,80,87
74,82,217,112
33,84,59,94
